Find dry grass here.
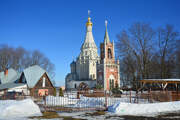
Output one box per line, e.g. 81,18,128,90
30,111,60,119
30,111,85,120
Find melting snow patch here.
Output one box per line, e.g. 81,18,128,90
0,99,42,119
72,96,104,108
108,101,180,116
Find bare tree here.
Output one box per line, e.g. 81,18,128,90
0,45,56,85
156,25,178,78
116,23,155,87
116,23,179,87
176,40,180,77
0,45,14,71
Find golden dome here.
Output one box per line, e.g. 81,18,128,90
86,17,93,26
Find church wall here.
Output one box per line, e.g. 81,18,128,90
66,80,96,90
105,65,119,90
89,60,97,80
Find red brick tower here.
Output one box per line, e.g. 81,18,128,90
97,20,120,90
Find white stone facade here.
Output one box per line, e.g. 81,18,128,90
65,16,99,90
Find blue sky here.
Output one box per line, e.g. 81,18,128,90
0,0,180,86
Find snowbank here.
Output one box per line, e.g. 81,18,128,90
0,99,42,119
108,101,180,116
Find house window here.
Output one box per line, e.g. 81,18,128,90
42,77,46,87
74,84,77,88
22,76,26,83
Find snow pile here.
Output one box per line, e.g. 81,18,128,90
72,96,104,108
0,99,42,119
108,101,180,116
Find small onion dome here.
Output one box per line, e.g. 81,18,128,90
70,61,76,65
86,17,93,26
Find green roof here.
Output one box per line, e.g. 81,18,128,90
0,68,19,84
23,65,48,88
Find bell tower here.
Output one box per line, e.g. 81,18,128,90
97,20,120,90
100,21,115,63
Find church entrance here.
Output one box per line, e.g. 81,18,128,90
78,82,89,91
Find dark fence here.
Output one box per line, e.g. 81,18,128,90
1,90,180,112
40,90,147,112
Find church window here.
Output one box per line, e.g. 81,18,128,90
109,79,112,89
90,75,93,79
75,84,77,88
108,48,112,59
93,74,95,79
112,79,114,88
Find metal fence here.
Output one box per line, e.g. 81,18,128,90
1,90,180,112
39,90,149,112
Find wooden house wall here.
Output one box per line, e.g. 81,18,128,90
30,73,55,97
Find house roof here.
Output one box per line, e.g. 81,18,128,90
0,68,19,84
23,65,49,88
0,82,26,90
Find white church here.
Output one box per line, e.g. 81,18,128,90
65,13,120,91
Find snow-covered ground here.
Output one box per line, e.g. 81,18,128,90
108,101,180,116
0,99,42,120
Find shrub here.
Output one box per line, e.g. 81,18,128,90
59,88,64,96
53,88,56,96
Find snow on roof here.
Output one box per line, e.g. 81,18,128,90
23,65,48,88
0,68,19,84
0,82,25,90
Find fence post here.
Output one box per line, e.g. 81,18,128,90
44,95,46,112
150,88,152,103
77,91,80,99
148,89,150,102
136,91,139,103
105,90,108,109
130,90,131,103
